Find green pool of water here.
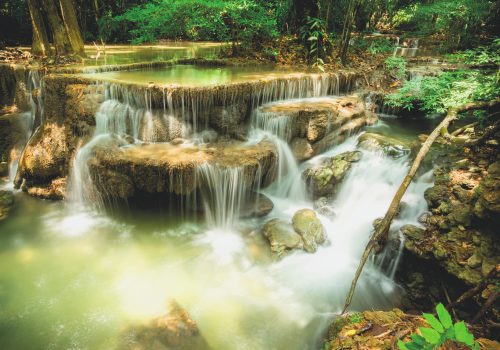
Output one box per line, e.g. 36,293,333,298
79,42,224,66
79,64,304,86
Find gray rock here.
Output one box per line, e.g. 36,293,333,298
292,209,327,253
302,151,362,197
262,219,303,257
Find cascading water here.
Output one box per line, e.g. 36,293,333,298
3,70,43,189
196,164,248,230
1,60,443,350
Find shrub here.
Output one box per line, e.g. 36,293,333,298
385,70,500,113
385,56,407,81
445,38,500,65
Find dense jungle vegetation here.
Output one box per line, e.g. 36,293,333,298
1,1,499,58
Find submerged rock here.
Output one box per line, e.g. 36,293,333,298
303,151,362,197
119,301,209,350
0,190,14,221
313,197,336,219
357,132,411,158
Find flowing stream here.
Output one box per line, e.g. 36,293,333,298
0,58,438,349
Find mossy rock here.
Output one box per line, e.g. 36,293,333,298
0,190,14,221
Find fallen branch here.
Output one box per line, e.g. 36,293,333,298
451,122,478,136
445,266,497,310
466,119,500,147
471,291,498,324
341,98,500,314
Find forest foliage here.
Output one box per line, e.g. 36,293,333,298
385,39,500,113
1,0,498,51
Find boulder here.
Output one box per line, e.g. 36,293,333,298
26,177,66,200
292,209,327,252
262,208,328,256
303,151,362,197
209,102,249,136
290,137,314,161
88,139,277,200
256,96,377,157
241,193,274,218
18,122,68,181
0,190,14,221
262,218,303,257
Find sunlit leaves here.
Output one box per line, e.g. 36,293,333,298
385,69,500,114
398,303,480,350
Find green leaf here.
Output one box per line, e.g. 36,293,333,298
419,327,441,345
406,342,423,350
423,313,444,333
444,326,455,339
454,321,474,345
410,334,426,345
436,303,452,329
397,340,409,350
308,36,317,41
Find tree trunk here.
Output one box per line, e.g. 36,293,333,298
28,0,51,56
341,98,500,314
339,0,359,65
42,0,71,55
59,0,86,56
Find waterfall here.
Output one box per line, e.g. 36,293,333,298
4,70,43,188
393,38,419,57
196,164,249,230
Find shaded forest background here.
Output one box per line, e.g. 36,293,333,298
1,0,499,51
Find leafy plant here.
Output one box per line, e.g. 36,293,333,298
445,38,500,65
398,303,479,350
368,38,394,55
385,70,500,113
385,56,407,81
299,16,330,69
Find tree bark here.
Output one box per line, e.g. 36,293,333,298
28,0,51,56
59,0,86,57
341,98,500,314
42,0,72,55
339,0,359,65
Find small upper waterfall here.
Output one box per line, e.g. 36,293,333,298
393,37,419,57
